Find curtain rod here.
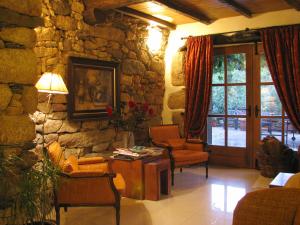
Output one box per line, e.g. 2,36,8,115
180,28,258,40
180,23,300,40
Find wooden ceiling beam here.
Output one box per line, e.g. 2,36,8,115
83,0,147,10
284,0,300,11
218,0,252,18
154,0,213,25
114,7,176,29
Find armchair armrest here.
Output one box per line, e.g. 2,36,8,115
78,157,105,165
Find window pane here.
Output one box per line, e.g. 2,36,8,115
210,86,225,114
261,85,282,116
227,54,246,83
284,119,300,150
213,55,224,84
260,54,272,82
260,118,282,141
207,117,225,146
227,118,246,147
227,86,246,115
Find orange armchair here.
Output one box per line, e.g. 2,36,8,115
149,124,209,185
47,142,125,225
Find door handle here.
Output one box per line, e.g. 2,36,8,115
255,105,260,118
247,105,251,117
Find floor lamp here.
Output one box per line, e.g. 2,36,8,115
34,72,68,222
35,72,69,150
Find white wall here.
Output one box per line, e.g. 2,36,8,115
163,9,300,123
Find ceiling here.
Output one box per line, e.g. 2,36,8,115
83,0,300,29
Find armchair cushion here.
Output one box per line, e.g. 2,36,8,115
285,173,300,188
48,141,65,169
167,138,185,150
173,150,208,163
78,157,105,165
68,170,105,177
78,162,108,172
63,155,78,173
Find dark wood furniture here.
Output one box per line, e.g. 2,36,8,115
269,172,295,188
144,158,171,201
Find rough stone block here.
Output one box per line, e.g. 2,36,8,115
58,120,81,133
150,59,165,75
0,28,36,48
21,86,38,114
51,0,71,16
0,115,36,145
0,7,43,28
168,89,185,109
43,119,62,134
94,27,125,43
0,49,37,84
171,51,185,86
55,15,76,31
0,84,12,111
0,0,42,16
58,129,115,148
122,59,146,76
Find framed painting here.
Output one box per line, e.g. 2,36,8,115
67,56,120,120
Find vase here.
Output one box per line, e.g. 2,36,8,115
123,131,135,148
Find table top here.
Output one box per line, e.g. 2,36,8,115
269,172,295,188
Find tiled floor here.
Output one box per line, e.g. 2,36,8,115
60,166,260,225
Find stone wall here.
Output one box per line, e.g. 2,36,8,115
166,49,186,135
32,0,169,157
0,0,42,223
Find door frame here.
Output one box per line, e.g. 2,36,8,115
207,44,255,168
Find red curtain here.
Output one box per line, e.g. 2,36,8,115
260,25,300,132
184,36,213,137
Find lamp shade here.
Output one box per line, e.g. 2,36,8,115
35,72,68,94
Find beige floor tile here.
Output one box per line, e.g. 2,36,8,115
60,166,260,225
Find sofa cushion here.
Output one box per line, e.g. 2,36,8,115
48,141,64,169
63,155,78,173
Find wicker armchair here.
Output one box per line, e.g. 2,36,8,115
233,188,300,225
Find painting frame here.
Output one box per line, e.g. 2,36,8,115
67,56,120,120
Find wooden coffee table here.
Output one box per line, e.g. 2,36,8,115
269,172,294,188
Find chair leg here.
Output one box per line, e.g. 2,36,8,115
115,205,120,225
205,161,208,179
171,167,174,186
55,205,60,225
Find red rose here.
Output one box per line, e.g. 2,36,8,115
143,103,149,112
106,105,113,117
148,108,154,116
128,100,136,108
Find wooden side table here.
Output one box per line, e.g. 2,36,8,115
269,172,294,188
110,156,162,199
144,158,171,201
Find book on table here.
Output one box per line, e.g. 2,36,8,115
112,146,164,160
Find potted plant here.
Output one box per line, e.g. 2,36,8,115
106,100,154,147
0,144,60,225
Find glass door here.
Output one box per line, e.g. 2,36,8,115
252,45,300,166
207,45,253,167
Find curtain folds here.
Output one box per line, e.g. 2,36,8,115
184,36,213,137
260,25,300,132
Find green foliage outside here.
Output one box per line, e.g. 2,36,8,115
211,53,281,116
